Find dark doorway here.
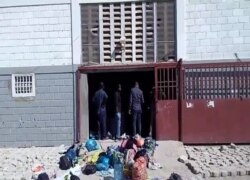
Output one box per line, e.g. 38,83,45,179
88,70,154,138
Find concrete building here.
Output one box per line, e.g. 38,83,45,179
0,0,250,147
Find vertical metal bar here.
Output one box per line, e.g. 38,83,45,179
216,67,220,98
200,68,203,99
237,66,241,98
247,65,249,98
226,66,228,99
230,66,233,98
178,59,183,141
222,67,224,98
188,69,190,99
155,67,158,101
167,68,170,99
131,2,136,62
142,2,146,63
121,3,125,63
159,68,162,100
213,67,215,99
99,5,104,64
110,4,115,62
208,67,211,99
153,2,158,62
233,66,236,98
176,67,178,99
242,65,245,98
172,67,174,99
192,69,195,99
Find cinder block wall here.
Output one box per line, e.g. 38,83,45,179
0,4,71,67
0,72,74,147
185,0,250,61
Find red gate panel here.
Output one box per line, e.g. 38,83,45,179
182,99,250,144
154,63,180,140
182,63,250,144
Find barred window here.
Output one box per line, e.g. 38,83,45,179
12,74,35,97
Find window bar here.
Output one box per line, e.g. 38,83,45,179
230,66,233,98
244,65,247,98
153,2,157,62
242,65,245,98
121,3,125,63
166,68,169,100
224,67,227,99
191,69,194,99
171,68,174,100
168,68,170,100
187,70,190,100
142,2,146,63
220,67,223,98
212,67,215,99
110,4,115,62
131,2,136,62
238,66,241,98
176,68,178,99
208,67,211,99
158,69,161,100
233,66,236,98
99,5,104,64
247,65,249,98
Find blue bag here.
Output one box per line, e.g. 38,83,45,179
85,139,98,152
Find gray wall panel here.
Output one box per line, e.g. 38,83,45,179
0,71,74,147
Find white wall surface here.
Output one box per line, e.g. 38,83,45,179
0,4,72,67
185,0,250,61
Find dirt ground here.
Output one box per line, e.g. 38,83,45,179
0,140,250,180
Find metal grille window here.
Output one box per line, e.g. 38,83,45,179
156,67,178,100
184,64,250,100
12,74,35,97
81,0,176,64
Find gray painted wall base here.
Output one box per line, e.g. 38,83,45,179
0,66,76,147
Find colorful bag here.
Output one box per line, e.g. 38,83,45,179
124,149,136,166
134,149,149,168
143,137,157,156
59,155,72,170
82,164,97,175
120,138,137,152
85,139,98,152
132,157,148,180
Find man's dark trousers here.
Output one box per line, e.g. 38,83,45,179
132,110,142,136
97,107,107,139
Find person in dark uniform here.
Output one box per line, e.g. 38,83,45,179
114,83,122,139
129,81,144,136
92,82,108,140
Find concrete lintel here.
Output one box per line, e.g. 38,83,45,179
0,0,70,8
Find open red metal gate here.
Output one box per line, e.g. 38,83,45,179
154,62,181,140
155,61,250,143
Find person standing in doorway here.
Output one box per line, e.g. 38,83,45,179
92,82,108,140
129,81,144,136
114,84,122,140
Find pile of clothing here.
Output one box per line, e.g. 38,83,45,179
55,136,158,180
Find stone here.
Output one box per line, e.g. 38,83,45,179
178,155,188,163
230,143,237,149
219,145,228,152
221,170,228,177
202,171,210,178
210,170,220,177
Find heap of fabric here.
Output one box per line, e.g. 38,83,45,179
52,135,159,180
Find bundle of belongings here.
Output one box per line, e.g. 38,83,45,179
56,135,158,180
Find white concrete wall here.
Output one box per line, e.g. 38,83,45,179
0,3,72,67
185,0,250,61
